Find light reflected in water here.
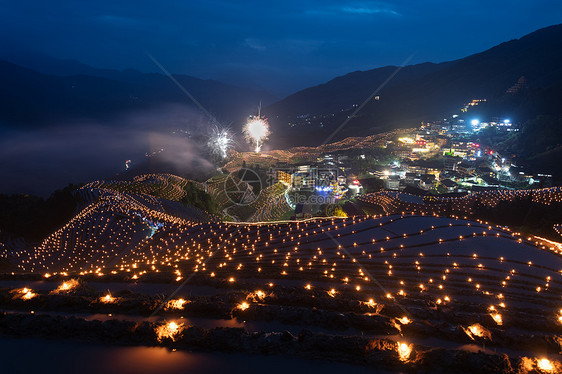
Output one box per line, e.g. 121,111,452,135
0,337,383,374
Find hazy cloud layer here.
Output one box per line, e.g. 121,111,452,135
0,104,216,196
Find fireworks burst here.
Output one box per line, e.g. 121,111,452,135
208,126,233,159
243,116,270,153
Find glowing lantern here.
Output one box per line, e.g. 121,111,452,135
51,279,79,294
100,293,116,303
397,342,412,361
237,302,250,311
12,287,37,300
490,313,503,325
537,358,554,373
397,316,410,325
166,298,188,310
155,321,184,342
22,290,36,300
463,323,491,340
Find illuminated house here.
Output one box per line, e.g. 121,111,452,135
419,174,436,190
441,178,458,192
457,161,476,175
449,140,471,158
404,172,419,185
481,174,500,187
386,175,401,191
443,156,460,171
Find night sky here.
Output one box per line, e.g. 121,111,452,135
1,1,561,95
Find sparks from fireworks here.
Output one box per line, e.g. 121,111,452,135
208,126,233,159
243,114,270,153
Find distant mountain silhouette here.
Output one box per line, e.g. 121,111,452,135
265,24,562,147
0,59,276,126
0,52,120,77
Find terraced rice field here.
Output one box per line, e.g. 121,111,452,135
1,176,561,373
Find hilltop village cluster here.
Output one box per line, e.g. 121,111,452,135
372,113,537,194
263,99,548,214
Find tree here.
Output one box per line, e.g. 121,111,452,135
323,204,347,217
180,182,219,215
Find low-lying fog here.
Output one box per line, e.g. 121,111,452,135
0,104,222,197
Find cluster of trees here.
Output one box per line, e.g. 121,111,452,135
180,182,219,216
0,184,80,242
321,204,347,217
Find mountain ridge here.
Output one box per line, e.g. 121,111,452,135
0,58,276,127
264,23,562,148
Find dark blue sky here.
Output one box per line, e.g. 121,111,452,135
1,1,561,95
